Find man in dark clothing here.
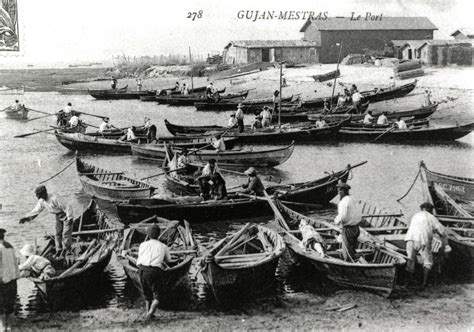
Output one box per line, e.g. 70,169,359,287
0,228,20,331
241,167,265,196
211,172,228,200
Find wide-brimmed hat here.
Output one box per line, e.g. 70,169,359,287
244,167,257,176
237,103,243,108
336,182,351,190
20,244,35,257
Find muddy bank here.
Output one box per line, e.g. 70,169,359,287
10,283,473,330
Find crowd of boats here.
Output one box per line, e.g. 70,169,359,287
1,76,473,311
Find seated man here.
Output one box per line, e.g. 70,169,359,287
363,111,374,125
251,115,263,130
315,116,326,128
120,126,137,141
376,112,389,125
177,149,197,174
68,112,80,129
12,100,23,111
99,117,112,133
227,114,238,128
19,244,56,280
241,167,265,197
395,117,407,130
212,134,226,152
299,219,325,255
198,159,217,200
211,172,228,201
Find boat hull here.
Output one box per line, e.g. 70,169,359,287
55,132,131,153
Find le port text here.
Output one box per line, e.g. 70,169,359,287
350,12,383,21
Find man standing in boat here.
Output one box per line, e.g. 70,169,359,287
235,104,245,133
0,228,20,332
19,185,74,257
405,202,448,289
334,182,362,262
111,78,117,90
137,224,176,322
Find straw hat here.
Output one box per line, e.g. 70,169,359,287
20,244,35,257
244,167,257,176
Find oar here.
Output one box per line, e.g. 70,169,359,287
26,108,53,116
140,166,188,180
83,122,99,129
216,167,282,184
76,111,108,120
26,113,58,122
373,126,396,141
188,127,233,155
14,128,56,138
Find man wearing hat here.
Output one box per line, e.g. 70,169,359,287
251,115,263,130
241,167,265,197
235,103,245,133
405,202,447,289
0,228,20,331
136,223,176,322
260,106,272,127
334,182,362,262
19,185,74,257
19,244,56,280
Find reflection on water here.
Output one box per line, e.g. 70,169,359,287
0,91,472,315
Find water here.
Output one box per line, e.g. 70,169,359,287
0,90,473,315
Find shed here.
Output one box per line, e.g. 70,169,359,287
450,28,474,40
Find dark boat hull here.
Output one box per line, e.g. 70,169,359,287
194,96,293,111
55,132,132,153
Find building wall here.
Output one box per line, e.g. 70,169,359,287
224,45,319,64
224,46,249,64
303,24,321,44
314,29,434,63
248,49,262,63
276,47,318,63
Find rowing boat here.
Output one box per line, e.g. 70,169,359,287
201,223,285,305
312,69,340,82
132,141,295,167
116,162,367,224
88,85,127,94
30,200,122,304
165,119,347,143
270,198,406,297
308,103,438,122
3,105,29,120
155,88,226,104
194,95,293,111
419,161,474,273
89,89,156,100
76,157,154,202
338,122,474,142
117,218,197,305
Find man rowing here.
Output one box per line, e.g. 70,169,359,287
241,167,265,197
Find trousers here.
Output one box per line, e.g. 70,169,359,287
55,212,73,251
341,225,360,261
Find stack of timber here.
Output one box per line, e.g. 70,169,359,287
419,161,474,273
76,157,154,202
269,198,406,297
118,218,198,303
201,223,285,305
30,200,122,304
394,61,424,80
116,161,367,224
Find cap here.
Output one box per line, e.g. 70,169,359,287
20,244,36,257
244,167,257,176
146,224,161,239
336,182,351,190
420,202,434,210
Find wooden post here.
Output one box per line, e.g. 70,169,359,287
189,46,194,90
330,43,343,110
279,62,283,128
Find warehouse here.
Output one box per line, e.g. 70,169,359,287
223,40,319,65
397,40,473,65
300,16,437,63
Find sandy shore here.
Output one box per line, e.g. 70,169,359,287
10,283,473,330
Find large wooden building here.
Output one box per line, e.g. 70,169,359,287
223,40,319,65
300,17,437,63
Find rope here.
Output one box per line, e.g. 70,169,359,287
396,169,420,202
39,160,75,184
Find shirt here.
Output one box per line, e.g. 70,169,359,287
69,116,79,127
377,114,388,125
242,176,265,196
363,114,374,124
126,128,136,141
13,103,22,111
212,138,226,152
19,255,52,274
177,155,189,168
64,105,72,114
352,92,362,103
260,109,272,121
99,121,111,133
397,120,407,129
0,241,20,283
201,164,215,177
405,211,447,247
136,239,171,268
235,108,244,120
227,117,238,128
144,120,151,129
334,195,362,226
315,120,326,128
26,194,73,220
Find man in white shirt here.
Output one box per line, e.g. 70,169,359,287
19,244,56,280
0,228,20,331
315,116,326,128
376,112,388,125
423,89,432,107
99,117,112,133
212,134,226,152
334,182,361,261
351,90,363,113
227,114,238,128
235,104,245,133
64,102,73,115
68,112,80,128
137,224,175,322
363,111,374,125
405,202,447,289
12,99,22,111
396,117,407,130
260,106,272,127
19,185,74,256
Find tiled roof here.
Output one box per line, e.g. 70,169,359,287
300,17,437,32
225,40,319,49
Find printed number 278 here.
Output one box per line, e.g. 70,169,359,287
187,10,203,21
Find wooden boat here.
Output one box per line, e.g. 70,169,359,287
157,85,207,96
116,161,367,224
88,85,127,94
194,95,293,111
201,223,285,305
165,119,347,144
31,200,122,304
132,141,295,167
55,131,133,153
270,198,406,297
155,88,226,104
312,69,340,82
308,103,438,122
117,218,198,304
166,90,248,106
3,105,29,120
76,157,154,202
419,161,474,272
89,88,156,100
338,122,474,142
56,87,90,95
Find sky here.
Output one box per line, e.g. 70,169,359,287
1,0,473,67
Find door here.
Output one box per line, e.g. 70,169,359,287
262,49,270,62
